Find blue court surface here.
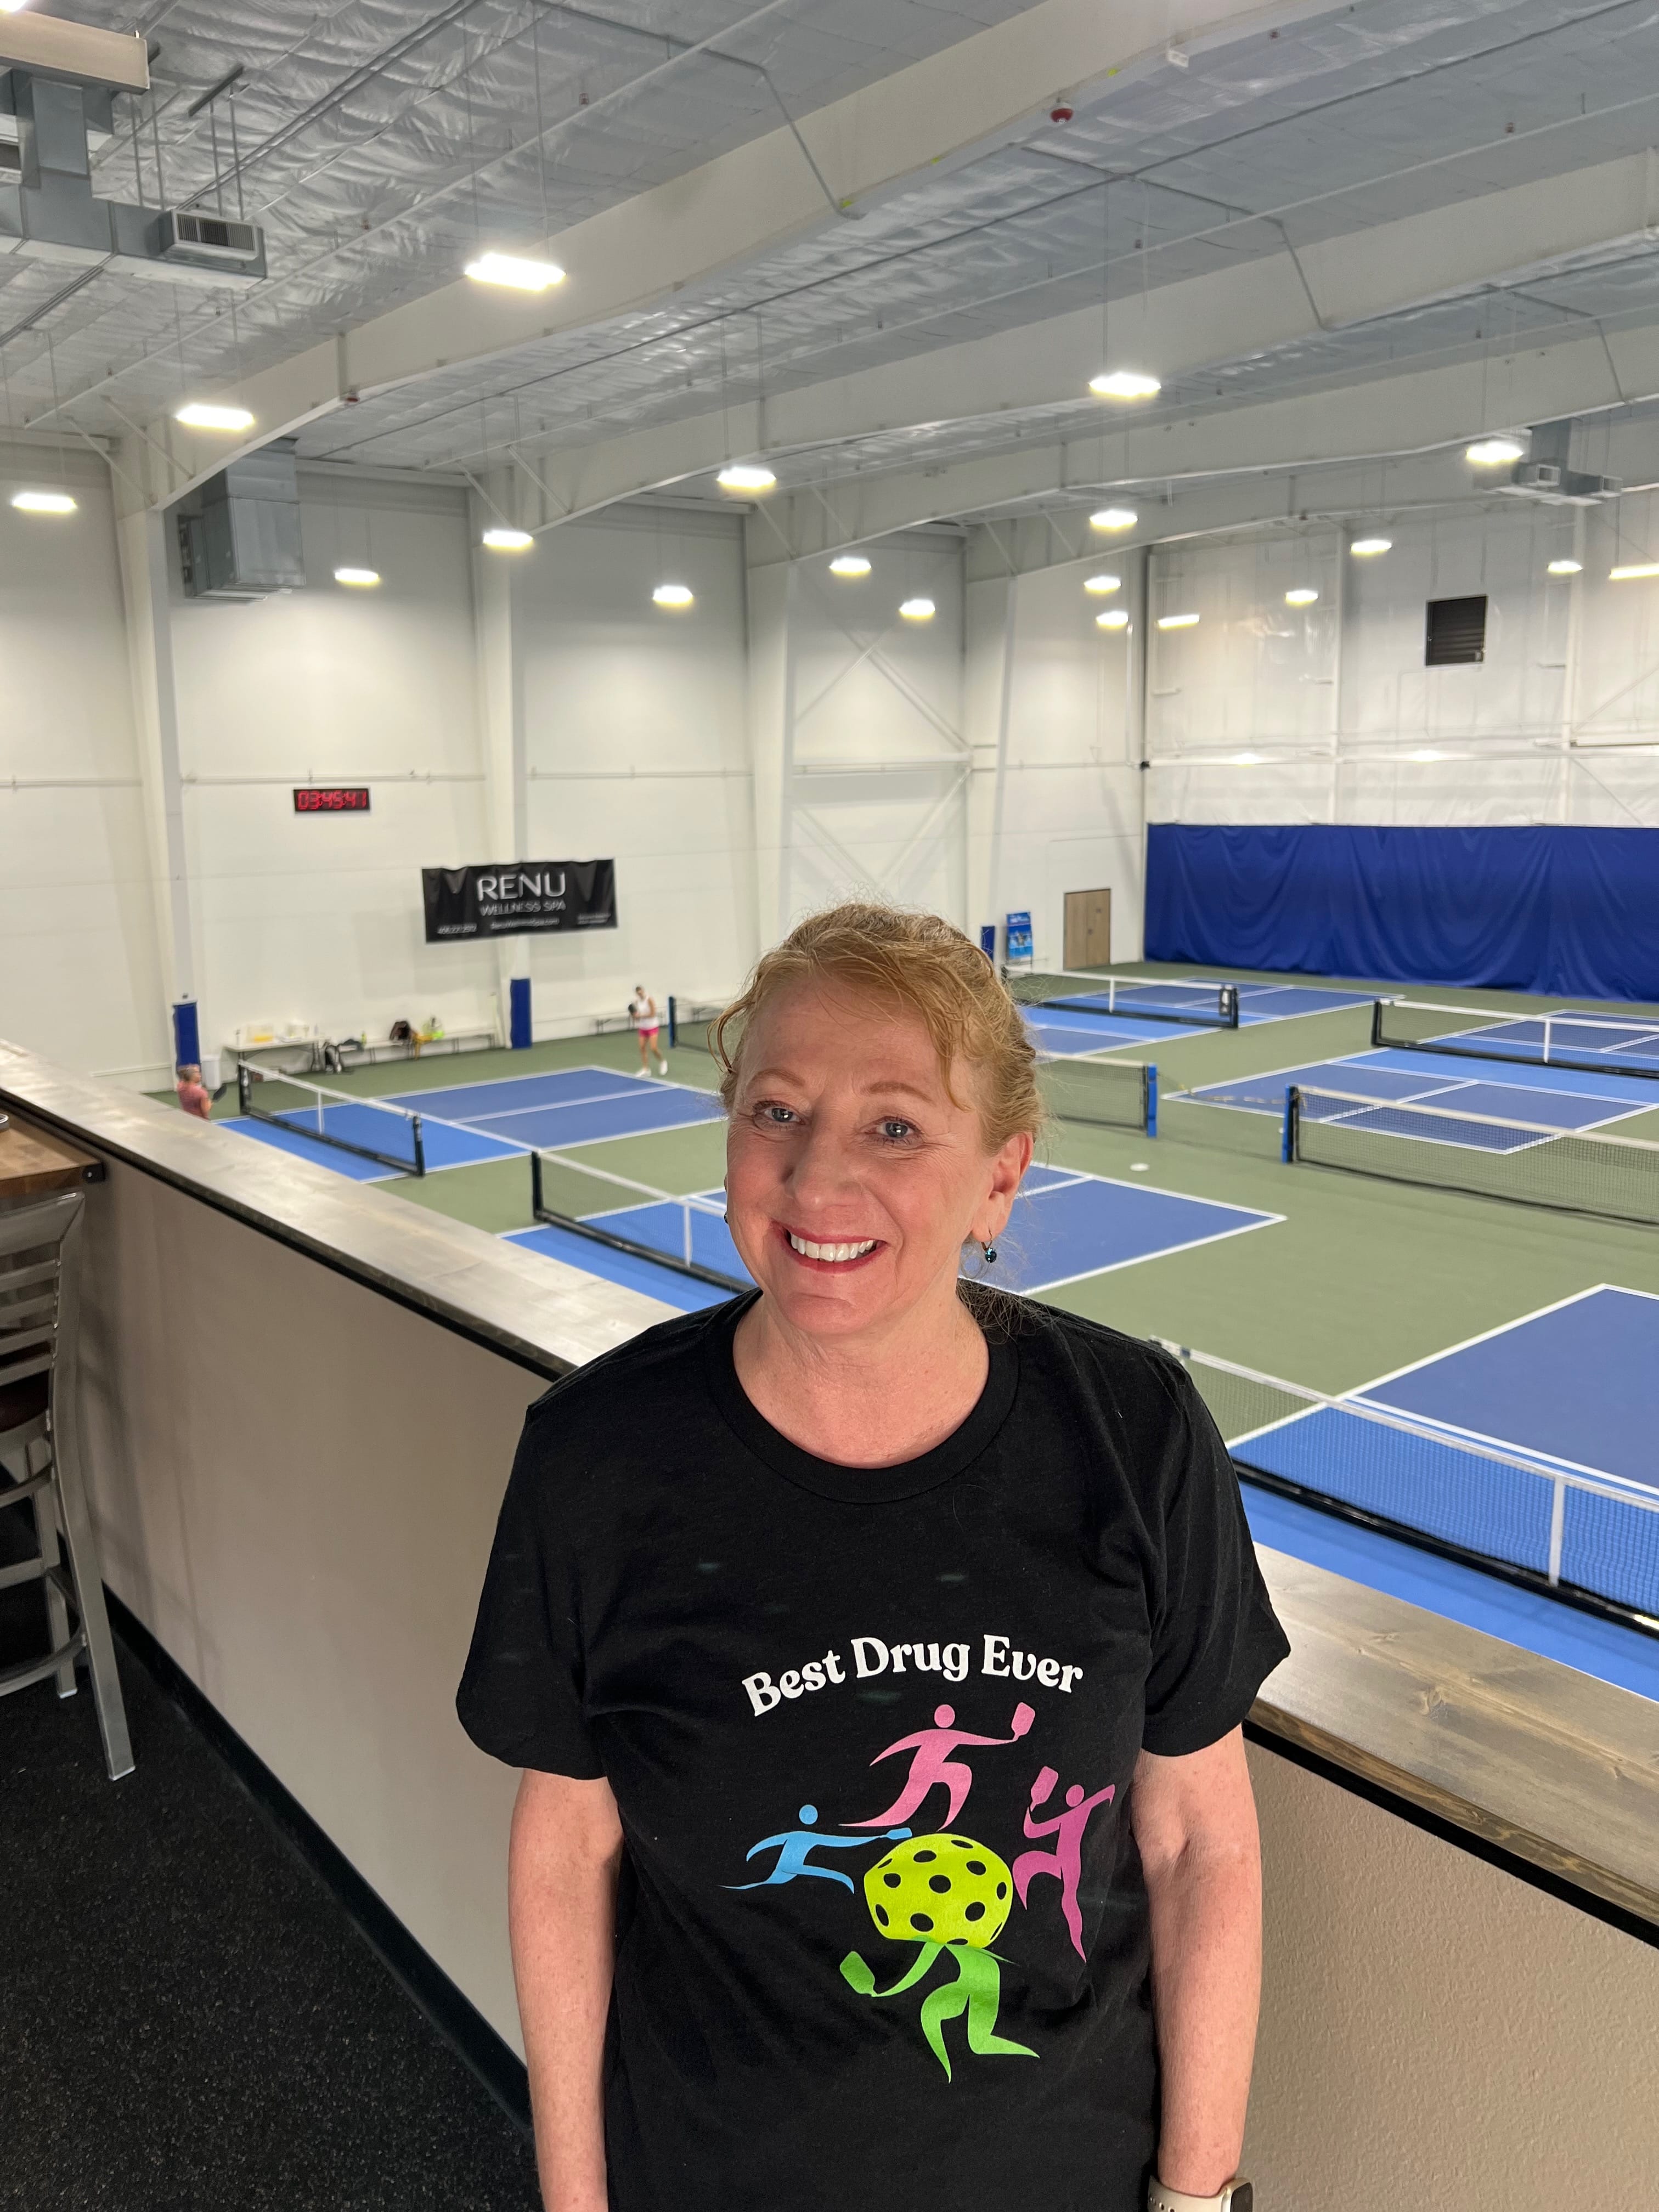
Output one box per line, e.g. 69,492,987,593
1398,1008,1659,1075
224,1065,725,1180
1202,979,1375,1024
1024,1008,1200,1054
1233,1288,1659,1640
1184,1046,1658,1136
506,1163,1281,1313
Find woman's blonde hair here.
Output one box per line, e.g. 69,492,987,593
712,902,1046,1150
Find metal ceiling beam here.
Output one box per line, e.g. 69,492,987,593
430,144,1659,540
770,324,1659,569
112,0,1355,512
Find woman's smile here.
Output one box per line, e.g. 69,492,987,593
781,1227,884,1268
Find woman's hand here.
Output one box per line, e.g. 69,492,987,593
510,1768,625,2212
1130,1726,1263,2197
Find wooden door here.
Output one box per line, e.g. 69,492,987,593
1063,888,1111,969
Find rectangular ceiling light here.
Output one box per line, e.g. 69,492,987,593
1609,562,1659,581
465,251,565,292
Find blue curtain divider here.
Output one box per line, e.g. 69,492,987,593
1144,825,1659,1003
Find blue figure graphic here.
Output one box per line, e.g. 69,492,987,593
727,1805,911,1892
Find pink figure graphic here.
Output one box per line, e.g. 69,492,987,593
850,1701,1036,1830
1011,1764,1116,1959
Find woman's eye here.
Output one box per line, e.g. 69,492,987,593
877,1118,916,1142
757,1102,797,1126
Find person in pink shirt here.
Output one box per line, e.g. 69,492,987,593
174,1065,213,1121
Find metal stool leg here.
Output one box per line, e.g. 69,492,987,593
29,1438,77,1698
47,1209,132,1781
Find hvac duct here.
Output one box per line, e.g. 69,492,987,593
177,440,305,600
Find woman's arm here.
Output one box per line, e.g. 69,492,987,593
509,1768,626,2212
1130,1726,1263,2197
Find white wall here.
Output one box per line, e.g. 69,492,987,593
171,475,498,1053
516,505,756,1021
749,529,970,943
1142,500,1659,833
966,556,1145,968
0,442,167,1080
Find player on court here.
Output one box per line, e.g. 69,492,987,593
629,986,669,1076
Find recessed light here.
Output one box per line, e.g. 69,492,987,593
1545,558,1582,576
1089,370,1161,400
899,597,936,622
828,554,872,578
716,463,776,493
653,582,694,609
1285,587,1319,606
1409,748,1443,761
1157,611,1199,629
1465,436,1524,466
1096,610,1130,630
334,566,381,587
176,402,255,432
1350,536,1392,557
1609,562,1659,581
482,527,534,551
1090,506,1137,531
1083,573,1121,596
1232,751,1262,764
10,489,76,515
465,251,565,291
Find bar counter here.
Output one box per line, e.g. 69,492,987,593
3,1037,1655,2207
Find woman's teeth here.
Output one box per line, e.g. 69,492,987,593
788,1233,877,1263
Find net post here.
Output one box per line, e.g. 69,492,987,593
1282,1086,1299,1164
1220,984,1239,1028
1547,1479,1566,1586
1146,1065,1158,1138
682,1200,693,1267
237,1060,251,1116
1542,1014,1553,1066
1370,999,1384,1048
411,1116,426,1178
668,996,679,1049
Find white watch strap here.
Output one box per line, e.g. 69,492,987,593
1148,2180,1235,2212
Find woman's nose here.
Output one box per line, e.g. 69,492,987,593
782,1120,863,1210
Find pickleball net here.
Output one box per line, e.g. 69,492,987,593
1004,967,1239,1029
529,1148,749,1293
1036,1054,1157,1134
668,998,726,1055
1286,1084,1659,1226
235,1063,427,1175
1160,1340,1659,1632
1372,996,1659,1078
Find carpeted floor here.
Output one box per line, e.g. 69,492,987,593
0,1540,541,2212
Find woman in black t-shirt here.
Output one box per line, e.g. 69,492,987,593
459,905,1288,2212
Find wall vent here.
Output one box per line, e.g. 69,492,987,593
160,208,262,267
1425,595,1486,666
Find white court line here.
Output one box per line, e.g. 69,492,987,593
1012,1209,1284,1297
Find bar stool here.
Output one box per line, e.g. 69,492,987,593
0,1188,133,1780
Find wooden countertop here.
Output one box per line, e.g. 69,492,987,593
1253,1547,1659,1929
0,1111,103,1201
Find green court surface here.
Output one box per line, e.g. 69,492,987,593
178,973,1659,1398
172,970,1659,1692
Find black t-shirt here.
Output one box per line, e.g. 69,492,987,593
458,1292,1289,2212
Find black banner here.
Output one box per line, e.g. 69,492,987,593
422,860,617,941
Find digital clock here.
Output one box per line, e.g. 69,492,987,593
294,787,371,814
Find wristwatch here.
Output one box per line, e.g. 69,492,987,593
1148,2180,1253,2212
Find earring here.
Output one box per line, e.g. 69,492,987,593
981,1239,998,1265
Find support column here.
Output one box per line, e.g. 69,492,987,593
744,527,795,947
471,477,529,1045
963,569,1017,958
116,506,197,1071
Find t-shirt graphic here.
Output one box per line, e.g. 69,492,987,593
725,1686,1114,2082
457,1292,1289,2212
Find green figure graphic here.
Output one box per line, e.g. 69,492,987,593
839,1832,1036,2081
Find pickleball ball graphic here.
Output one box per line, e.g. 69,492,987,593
862,1833,1013,1947
841,1832,1034,2080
